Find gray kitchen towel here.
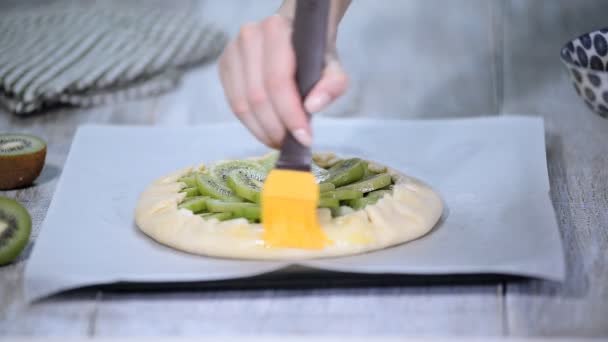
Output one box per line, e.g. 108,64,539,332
0,3,227,115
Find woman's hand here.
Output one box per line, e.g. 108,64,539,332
218,0,351,149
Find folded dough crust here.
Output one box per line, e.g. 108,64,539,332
135,152,444,260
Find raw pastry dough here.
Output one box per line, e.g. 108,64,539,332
135,152,443,259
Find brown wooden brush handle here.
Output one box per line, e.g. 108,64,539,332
277,0,330,171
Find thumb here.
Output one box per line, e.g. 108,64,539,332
303,58,349,113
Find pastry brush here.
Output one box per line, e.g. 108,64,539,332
261,0,331,249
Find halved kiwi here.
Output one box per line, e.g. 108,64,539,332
0,196,32,265
0,134,46,190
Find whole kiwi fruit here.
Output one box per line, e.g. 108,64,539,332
0,133,46,190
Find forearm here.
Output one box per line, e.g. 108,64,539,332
277,0,352,47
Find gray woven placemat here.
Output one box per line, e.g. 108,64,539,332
0,3,227,115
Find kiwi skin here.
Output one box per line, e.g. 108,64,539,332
0,134,47,190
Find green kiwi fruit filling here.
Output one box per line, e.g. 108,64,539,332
178,156,396,221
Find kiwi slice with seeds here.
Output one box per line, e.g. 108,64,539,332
0,134,46,190
209,160,266,182
337,173,392,193
226,169,264,203
206,199,261,221
0,196,32,265
178,196,209,213
321,188,363,201
195,173,243,202
324,158,365,187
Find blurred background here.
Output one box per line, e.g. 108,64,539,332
1,0,608,123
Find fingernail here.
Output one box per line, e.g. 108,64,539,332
291,128,312,147
304,93,331,113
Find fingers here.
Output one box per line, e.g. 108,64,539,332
238,23,285,148
304,57,349,113
262,15,312,146
218,39,271,146
218,14,349,149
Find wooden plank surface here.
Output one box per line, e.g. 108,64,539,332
501,0,608,337
0,0,606,337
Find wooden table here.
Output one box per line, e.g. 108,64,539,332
1,0,607,338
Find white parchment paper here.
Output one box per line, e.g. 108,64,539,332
24,116,565,301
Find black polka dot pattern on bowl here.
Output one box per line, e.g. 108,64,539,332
561,27,608,119
594,34,608,56
590,56,604,71
588,73,602,87
598,105,608,118
576,46,589,67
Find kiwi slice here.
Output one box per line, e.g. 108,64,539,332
361,162,378,178
178,174,198,188
311,162,330,183
178,196,209,213
226,169,264,203
347,189,393,210
0,134,46,190
318,197,339,209
200,212,234,221
209,160,266,182
324,158,365,187
321,188,363,201
0,196,32,265
180,186,200,198
318,182,335,193
195,173,243,202
331,205,356,217
337,173,392,193
366,189,393,199
206,199,261,221
347,197,377,210
257,152,279,171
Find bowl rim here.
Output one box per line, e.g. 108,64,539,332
559,26,608,72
